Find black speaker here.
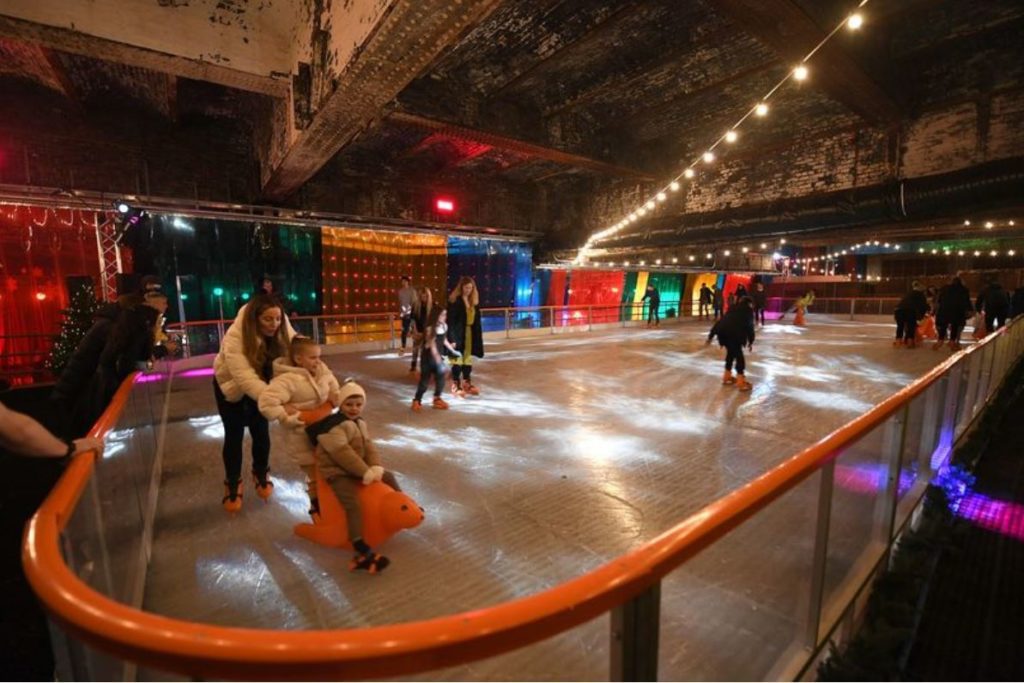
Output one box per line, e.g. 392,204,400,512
116,273,141,296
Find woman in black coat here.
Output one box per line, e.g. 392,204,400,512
893,281,928,348
446,276,485,397
934,276,972,350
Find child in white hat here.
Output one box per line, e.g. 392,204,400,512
305,379,401,573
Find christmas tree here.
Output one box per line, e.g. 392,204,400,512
47,282,99,376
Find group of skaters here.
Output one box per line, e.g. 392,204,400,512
208,275,486,574
697,281,769,325
697,280,771,393
892,274,1023,349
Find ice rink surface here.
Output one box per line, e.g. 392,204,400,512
142,316,954,680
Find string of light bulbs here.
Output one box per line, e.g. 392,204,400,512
575,0,872,265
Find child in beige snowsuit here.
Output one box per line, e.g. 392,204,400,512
307,380,400,573
258,337,341,515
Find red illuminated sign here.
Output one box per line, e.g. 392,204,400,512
435,198,455,213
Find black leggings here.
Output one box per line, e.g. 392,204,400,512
647,304,659,324
723,340,746,374
895,310,918,341
213,380,270,484
754,306,765,325
936,317,965,343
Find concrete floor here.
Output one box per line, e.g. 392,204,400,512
141,315,954,680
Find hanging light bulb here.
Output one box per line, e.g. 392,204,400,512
755,102,769,117
688,255,695,261
760,243,767,249
706,253,712,259
638,207,647,216
670,181,680,191
793,65,809,81
725,130,738,143
723,249,731,256
1009,249,1016,256
958,250,965,256
645,200,655,210
741,246,749,253
990,250,998,256
984,221,994,229
974,250,981,256
656,192,667,202
847,13,864,30
672,256,678,263
703,151,715,163
684,168,695,179
780,238,786,244
964,220,971,226
656,259,662,265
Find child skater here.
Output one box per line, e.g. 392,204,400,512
258,337,341,518
407,286,433,376
411,306,459,411
706,297,756,392
305,380,401,573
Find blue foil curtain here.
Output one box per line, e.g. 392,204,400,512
446,238,533,308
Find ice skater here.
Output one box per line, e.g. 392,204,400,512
707,297,756,392
712,286,724,320
933,275,972,351
411,307,459,411
407,286,433,375
641,284,661,327
305,380,402,573
396,275,416,355
698,283,712,319
751,281,767,326
893,281,928,348
447,276,485,397
258,337,342,519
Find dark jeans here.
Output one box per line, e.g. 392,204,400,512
986,311,1007,332
213,380,270,484
895,309,918,341
754,306,766,325
415,358,446,401
723,340,746,374
713,304,723,319
936,316,965,343
699,302,710,318
647,305,659,325
400,315,412,348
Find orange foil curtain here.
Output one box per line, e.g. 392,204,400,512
320,227,447,315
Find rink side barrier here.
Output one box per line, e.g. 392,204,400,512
165,297,903,357
22,317,1024,680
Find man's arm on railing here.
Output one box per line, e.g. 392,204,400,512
0,401,104,459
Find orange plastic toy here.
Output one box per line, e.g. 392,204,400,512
793,306,806,326
295,467,424,549
918,314,937,340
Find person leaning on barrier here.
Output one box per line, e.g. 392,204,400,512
0,401,103,461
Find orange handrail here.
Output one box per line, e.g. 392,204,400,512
21,324,1019,680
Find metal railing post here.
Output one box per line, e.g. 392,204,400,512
312,316,321,344
878,299,882,316
850,299,855,320
353,316,359,343
876,406,909,550
505,308,511,339
588,305,593,332
388,313,395,349
610,582,661,682
805,460,834,648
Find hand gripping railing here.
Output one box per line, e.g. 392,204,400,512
23,319,1024,680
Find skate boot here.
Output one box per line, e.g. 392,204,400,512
222,480,243,512
411,399,422,412
736,375,753,392
349,552,390,574
462,379,480,396
722,370,736,385
432,396,449,410
253,470,274,501
451,380,465,398
949,340,962,351
892,339,902,347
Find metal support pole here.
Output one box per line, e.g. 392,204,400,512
850,299,855,321
610,583,661,682
805,460,834,648
505,308,511,339
588,305,593,332
312,316,321,344
216,296,225,345
387,313,395,349
875,407,908,550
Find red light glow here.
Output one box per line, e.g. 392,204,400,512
35,292,47,301
435,198,455,213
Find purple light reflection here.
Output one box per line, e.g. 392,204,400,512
956,493,1024,542
177,368,215,379
134,373,167,384
834,463,916,497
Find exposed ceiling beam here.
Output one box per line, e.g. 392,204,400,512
710,0,903,125
388,110,655,181
0,13,289,97
543,21,740,120
489,0,643,97
37,47,78,104
261,0,507,201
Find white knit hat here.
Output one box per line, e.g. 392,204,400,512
338,379,366,404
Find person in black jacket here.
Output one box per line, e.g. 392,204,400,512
447,276,485,397
698,284,712,320
751,281,767,327
975,278,1011,333
894,281,928,348
1011,285,1024,319
934,276,973,351
51,295,138,437
707,297,756,391
74,301,159,435
641,285,661,327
